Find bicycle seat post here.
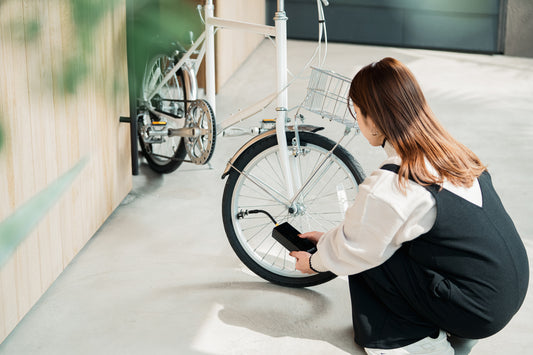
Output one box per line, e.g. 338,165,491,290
204,0,216,115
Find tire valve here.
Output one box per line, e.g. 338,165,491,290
236,209,278,225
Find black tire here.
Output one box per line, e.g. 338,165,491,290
222,131,366,288
138,54,187,174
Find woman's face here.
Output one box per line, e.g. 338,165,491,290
353,103,384,146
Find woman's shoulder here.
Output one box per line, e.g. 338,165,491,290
360,155,401,193
360,157,435,218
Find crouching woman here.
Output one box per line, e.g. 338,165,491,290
291,57,529,355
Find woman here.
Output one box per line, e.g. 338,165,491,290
290,57,529,354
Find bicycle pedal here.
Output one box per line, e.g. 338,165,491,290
151,121,167,126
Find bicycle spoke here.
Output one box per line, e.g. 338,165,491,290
275,247,289,270
249,151,287,194
265,153,285,187
301,160,337,201
239,196,283,208
243,220,271,244
257,236,276,261
305,210,342,225
237,169,290,207
241,220,272,233
240,182,285,204
300,209,332,231
304,182,355,210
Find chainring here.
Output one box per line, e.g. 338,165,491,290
184,99,216,165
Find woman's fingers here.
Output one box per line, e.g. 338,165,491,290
298,231,324,244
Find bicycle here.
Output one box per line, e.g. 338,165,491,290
136,0,366,287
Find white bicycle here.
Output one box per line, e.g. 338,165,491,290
137,0,366,287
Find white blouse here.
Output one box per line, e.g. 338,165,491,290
310,142,482,275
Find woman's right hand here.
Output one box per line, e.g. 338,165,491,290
298,231,324,244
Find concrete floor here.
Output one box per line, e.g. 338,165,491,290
1,41,532,355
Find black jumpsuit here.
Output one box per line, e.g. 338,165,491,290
348,165,529,349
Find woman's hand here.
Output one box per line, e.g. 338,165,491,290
290,231,324,274
298,231,324,244
290,251,315,274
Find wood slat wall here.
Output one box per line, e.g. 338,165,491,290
215,0,266,91
0,0,131,343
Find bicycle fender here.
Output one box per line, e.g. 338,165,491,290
221,124,324,179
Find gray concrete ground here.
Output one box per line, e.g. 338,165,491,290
1,41,532,355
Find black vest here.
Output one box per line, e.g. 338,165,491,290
381,164,529,336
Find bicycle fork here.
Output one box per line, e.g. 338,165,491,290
273,2,295,198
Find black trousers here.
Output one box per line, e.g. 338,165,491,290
349,246,500,349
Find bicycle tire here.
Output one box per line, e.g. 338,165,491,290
138,54,187,174
222,131,366,288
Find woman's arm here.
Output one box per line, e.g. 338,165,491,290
308,169,436,276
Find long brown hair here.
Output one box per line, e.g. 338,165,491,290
349,57,486,188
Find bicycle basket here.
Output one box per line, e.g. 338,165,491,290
302,67,357,129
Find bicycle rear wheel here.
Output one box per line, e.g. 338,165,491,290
222,131,366,287
139,54,187,173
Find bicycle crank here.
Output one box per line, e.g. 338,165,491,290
145,126,208,137
143,117,209,139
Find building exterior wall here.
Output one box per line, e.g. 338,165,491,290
0,0,131,343
215,0,266,91
270,0,502,54
505,0,533,57
270,0,533,58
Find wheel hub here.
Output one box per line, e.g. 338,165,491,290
289,203,306,216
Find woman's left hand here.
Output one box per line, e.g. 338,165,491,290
290,251,315,274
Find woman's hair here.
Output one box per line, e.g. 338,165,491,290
348,57,486,189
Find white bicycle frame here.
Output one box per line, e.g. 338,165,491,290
144,0,331,198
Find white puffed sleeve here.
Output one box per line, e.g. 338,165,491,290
309,165,436,276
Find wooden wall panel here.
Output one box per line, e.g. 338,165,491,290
0,0,131,343
215,0,266,91
156,1,266,93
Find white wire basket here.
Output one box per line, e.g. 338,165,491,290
302,67,357,129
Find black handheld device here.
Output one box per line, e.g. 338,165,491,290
272,222,317,253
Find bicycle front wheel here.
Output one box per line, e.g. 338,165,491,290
222,131,366,288
139,54,187,173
